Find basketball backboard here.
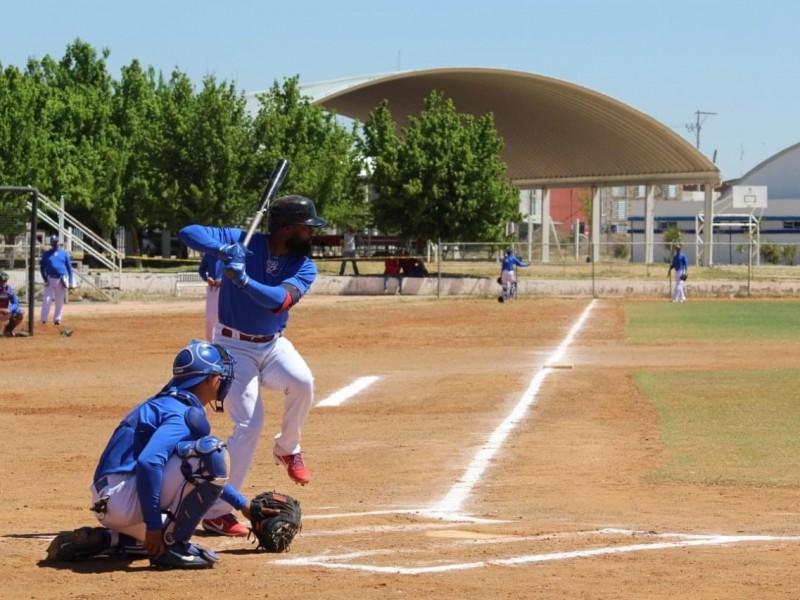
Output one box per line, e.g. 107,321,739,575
732,185,767,209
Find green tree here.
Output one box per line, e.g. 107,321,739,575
111,59,162,259
248,76,365,229
663,225,682,255
147,70,252,234
780,243,797,266
0,62,50,188
360,90,519,242
27,39,122,235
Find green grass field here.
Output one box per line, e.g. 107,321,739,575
624,300,800,343
624,301,800,487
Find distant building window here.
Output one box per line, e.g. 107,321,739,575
611,186,627,197
660,221,678,230
783,221,800,230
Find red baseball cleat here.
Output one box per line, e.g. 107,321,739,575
201,514,248,537
274,453,311,485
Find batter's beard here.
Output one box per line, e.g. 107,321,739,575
286,236,312,257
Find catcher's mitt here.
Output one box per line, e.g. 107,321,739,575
496,276,502,285
680,274,688,281
248,491,302,552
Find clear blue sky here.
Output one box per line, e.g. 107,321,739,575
2,0,797,181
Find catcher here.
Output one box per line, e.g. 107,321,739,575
46,340,302,569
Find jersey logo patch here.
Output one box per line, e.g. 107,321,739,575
266,258,281,275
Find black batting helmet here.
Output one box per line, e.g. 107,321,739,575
269,195,327,230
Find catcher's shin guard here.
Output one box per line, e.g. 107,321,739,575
164,436,230,544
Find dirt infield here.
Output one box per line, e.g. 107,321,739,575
3,296,800,599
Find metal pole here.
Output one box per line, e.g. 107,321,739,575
436,238,441,299
28,189,38,335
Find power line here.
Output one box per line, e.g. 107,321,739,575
685,110,717,150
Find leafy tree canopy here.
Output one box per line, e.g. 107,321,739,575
360,90,520,242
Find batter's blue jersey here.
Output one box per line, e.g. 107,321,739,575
501,255,529,273
179,225,317,336
40,248,73,280
93,388,246,530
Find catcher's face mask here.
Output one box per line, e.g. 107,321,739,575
213,344,234,412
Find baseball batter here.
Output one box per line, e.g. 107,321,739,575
198,253,225,340
668,244,688,302
47,340,254,569
178,194,326,537
0,271,24,336
39,234,74,325
499,247,529,302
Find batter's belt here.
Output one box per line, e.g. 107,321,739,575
220,327,282,344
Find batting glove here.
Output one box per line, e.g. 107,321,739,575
226,260,250,289
216,243,250,264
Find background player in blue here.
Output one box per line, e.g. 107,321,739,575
179,194,326,537
39,234,74,325
0,271,24,336
46,340,257,569
668,244,689,302
499,246,529,302
199,253,225,340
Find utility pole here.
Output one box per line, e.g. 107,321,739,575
685,110,717,150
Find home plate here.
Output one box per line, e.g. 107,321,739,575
425,530,509,539
544,363,573,369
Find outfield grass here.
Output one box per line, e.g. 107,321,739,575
623,300,800,344
624,301,800,487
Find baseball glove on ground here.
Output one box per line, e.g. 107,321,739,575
248,491,302,552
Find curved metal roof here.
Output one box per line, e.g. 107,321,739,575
302,67,720,188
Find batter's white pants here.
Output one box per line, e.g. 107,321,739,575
204,287,219,341
40,276,66,323
90,454,190,543
205,326,314,518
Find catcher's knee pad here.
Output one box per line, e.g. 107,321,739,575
166,436,229,545
176,435,230,486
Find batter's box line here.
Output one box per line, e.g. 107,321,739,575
273,529,800,575
305,508,505,525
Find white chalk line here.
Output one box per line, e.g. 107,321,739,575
434,299,596,516
273,300,800,573
316,375,380,407
274,529,800,574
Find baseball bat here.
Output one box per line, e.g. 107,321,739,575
242,158,290,246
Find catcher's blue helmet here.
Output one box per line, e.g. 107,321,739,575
169,340,234,409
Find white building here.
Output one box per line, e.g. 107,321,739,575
628,142,800,266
